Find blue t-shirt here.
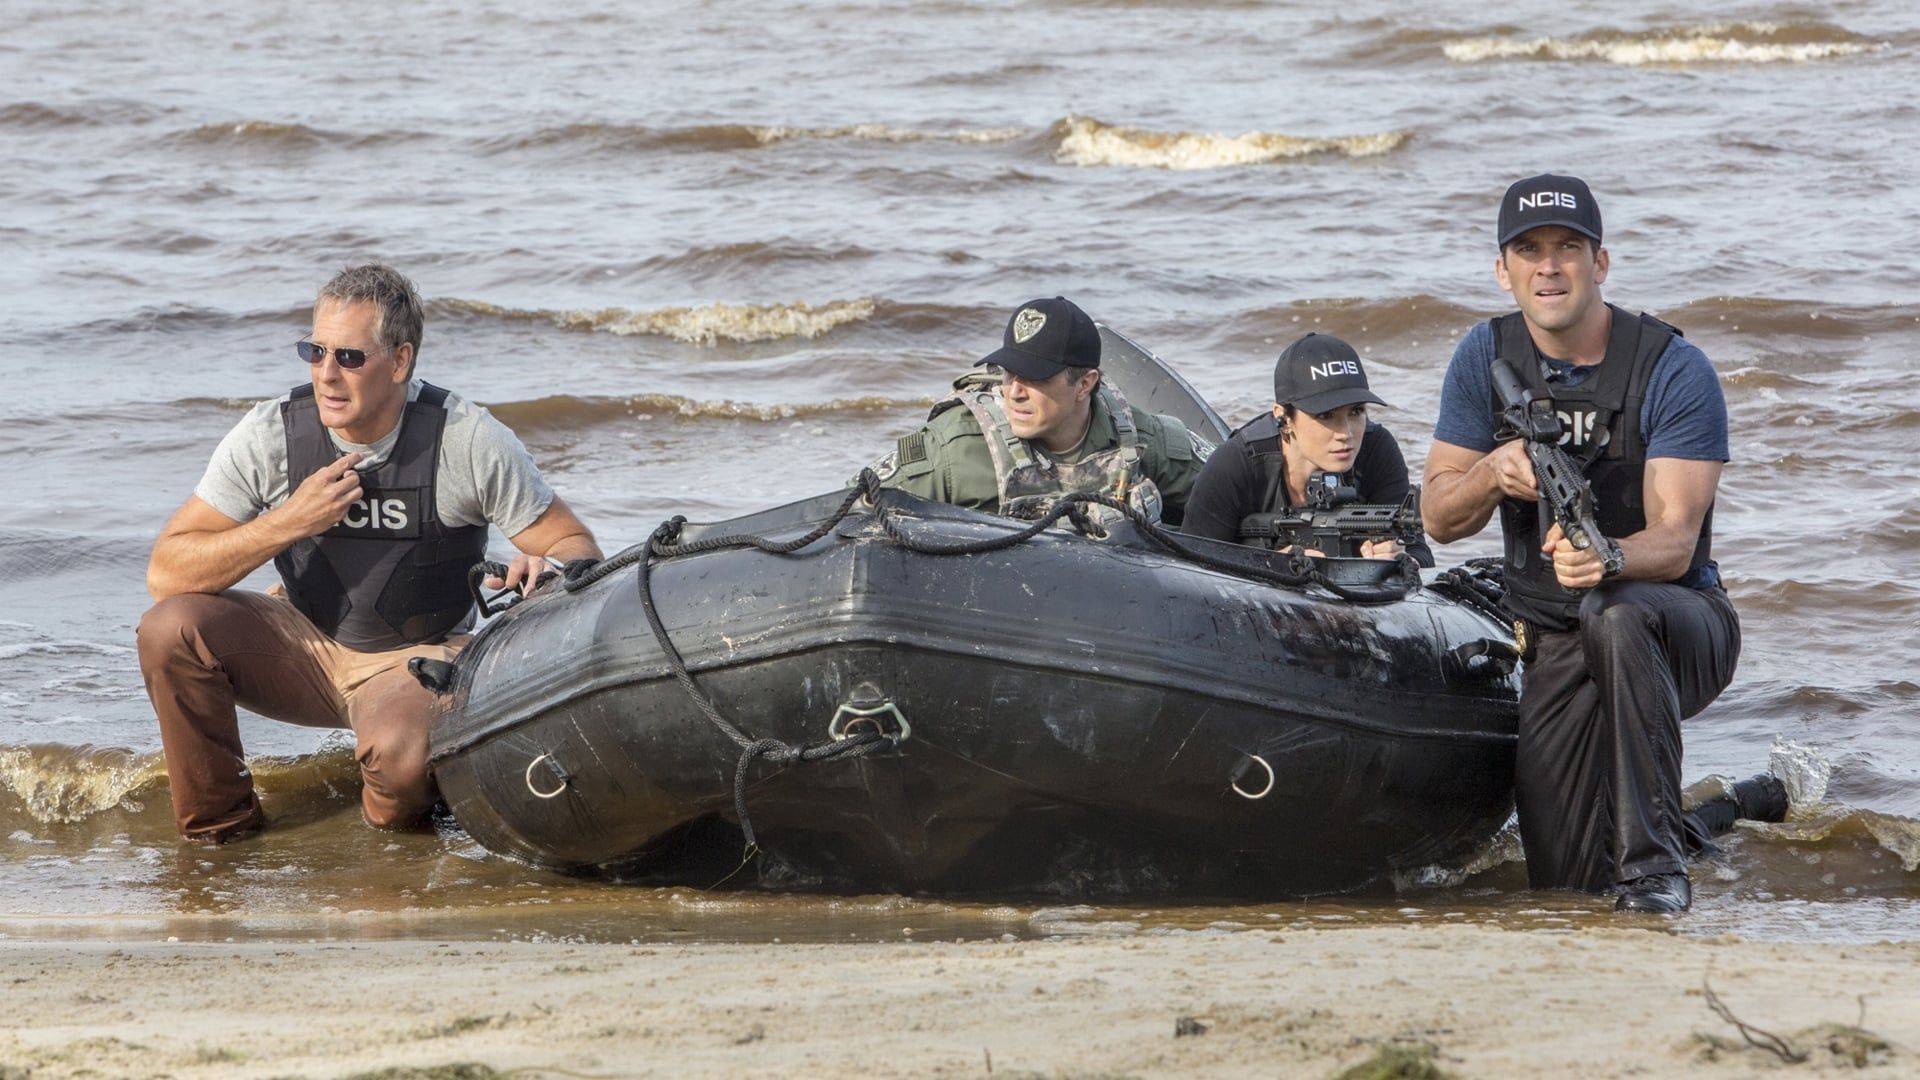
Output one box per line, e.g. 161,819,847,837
1433,320,1729,459
1432,317,1729,587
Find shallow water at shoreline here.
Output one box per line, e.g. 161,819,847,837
4,740,1916,945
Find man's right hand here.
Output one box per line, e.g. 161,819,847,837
1482,440,1540,502
276,452,364,539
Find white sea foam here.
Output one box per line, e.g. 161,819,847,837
1054,115,1409,171
1394,815,1524,891
0,746,161,824
748,123,1024,145
1770,736,1833,811
1444,23,1878,66
450,298,879,346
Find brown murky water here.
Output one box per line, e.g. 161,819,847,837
3,0,1917,943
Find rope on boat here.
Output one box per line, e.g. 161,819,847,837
633,512,898,851
874,486,1422,604
543,469,1479,858
1427,558,1511,625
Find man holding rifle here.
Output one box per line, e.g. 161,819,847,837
1422,174,1739,913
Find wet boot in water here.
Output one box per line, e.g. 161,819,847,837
1732,772,1790,822
1620,773,1788,914
1615,871,1692,913
1684,772,1790,844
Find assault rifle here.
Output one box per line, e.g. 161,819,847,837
1489,358,1625,578
1238,474,1422,558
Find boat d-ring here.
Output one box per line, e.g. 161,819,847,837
524,752,573,799
828,699,911,743
1232,753,1275,800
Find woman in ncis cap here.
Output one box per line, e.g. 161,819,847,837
1179,332,1433,564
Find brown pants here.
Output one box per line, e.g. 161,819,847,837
136,589,466,841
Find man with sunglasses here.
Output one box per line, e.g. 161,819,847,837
137,264,601,843
874,296,1210,525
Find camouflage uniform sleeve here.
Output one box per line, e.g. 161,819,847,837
1136,410,1212,525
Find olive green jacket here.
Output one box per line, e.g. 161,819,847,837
880,390,1209,524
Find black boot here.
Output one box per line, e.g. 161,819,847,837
1732,773,1789,823
1615,871,1691,913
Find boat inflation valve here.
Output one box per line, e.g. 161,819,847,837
828,683,912,744
524,752,573,799
408,657,456,696
1231,753,1276,800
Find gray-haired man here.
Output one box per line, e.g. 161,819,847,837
138,264,600,842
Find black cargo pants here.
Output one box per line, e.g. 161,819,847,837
1516,580,1740,892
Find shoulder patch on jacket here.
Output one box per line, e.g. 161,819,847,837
897,432,928,466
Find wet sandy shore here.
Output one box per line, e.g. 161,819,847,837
4,924,1916,1078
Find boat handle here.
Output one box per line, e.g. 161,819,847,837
829,700,912,743
1232,753,1275,800
524,752,572,799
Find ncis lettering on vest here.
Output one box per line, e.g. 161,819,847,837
272,384,490,652
1489,305,1713,631
328,492,422,538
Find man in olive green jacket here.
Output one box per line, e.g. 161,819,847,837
876,297,1211,525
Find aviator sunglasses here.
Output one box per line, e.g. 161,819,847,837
296,339,386,369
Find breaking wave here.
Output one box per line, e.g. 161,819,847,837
483,115,1405,169
0,741,370,831
1053,115,1410,170
488,121,1026,155
0,744,167,825
163,120,408,149
487,392,932,431
1442,21,1884,66
439,297,879,345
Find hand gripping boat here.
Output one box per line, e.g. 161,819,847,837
423,331,1523,897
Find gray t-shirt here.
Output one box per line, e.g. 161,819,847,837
194,380,554,536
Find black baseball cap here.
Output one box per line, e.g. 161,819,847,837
1272,333,1387,413
976,296,1101,380
1497,173,1602,248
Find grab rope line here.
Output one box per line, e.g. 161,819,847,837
1427,558,1510,625
874,486,1421,603
618,479,897,851
549,469,1443,857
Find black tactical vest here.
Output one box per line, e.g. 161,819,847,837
1491,305,1713,630
272,384,490,651
1233,413,1377,553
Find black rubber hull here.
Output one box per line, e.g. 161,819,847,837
430,491,1520,898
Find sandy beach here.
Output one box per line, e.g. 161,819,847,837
4,925,1915,1078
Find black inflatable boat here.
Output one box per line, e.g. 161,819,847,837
424,329,1524,897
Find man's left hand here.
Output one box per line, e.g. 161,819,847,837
1542,523,1604,590
486,553,557,597
1359,537,1404,560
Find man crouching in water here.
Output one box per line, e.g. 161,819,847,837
876,296,1211,525
1422,176,1740,913
138,264,601,842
